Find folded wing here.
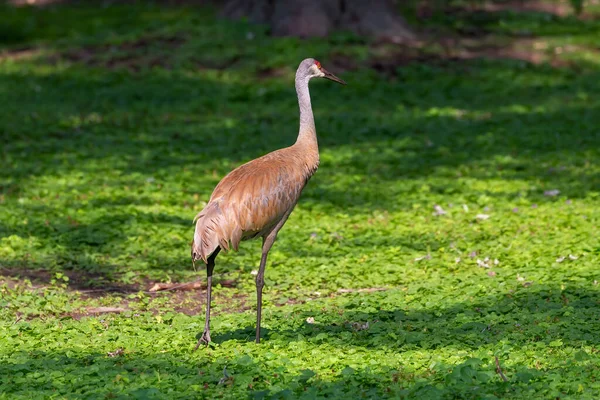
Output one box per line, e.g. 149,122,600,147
192,148,316,263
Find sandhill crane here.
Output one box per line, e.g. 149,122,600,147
191,58,345,347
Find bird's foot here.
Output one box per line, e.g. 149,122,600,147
193,330,211,351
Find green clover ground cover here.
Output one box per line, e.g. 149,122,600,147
1,1,600,398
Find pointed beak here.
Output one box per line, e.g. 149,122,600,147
321,67,346,85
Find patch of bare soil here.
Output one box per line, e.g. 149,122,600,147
7,0,68,6
473,0,575,17
1,267,240,293
59,33,240,73
7,0,214,6
0,267,139,292
353,0,597,77
0,47,46,62
1,269,249,318
418,0,580,19
331,33,597,78
59,34,187,72
194,55,241,71
69,288,250,320
431,36,581,67
256,66,290,80
70,290,250,319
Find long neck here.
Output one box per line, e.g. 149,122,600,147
295,75,317,148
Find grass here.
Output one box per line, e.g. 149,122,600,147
1,0,600,398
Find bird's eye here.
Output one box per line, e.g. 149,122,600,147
314,61,321,69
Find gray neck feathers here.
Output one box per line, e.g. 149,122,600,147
295,75,317,146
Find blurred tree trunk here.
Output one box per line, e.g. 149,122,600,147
220,0,416,41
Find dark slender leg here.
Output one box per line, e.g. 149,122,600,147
194,248,220,351
254,210,294,344
255,235,275,343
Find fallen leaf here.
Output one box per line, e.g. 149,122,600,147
107,348,124,357
350,321,369,331
433,205,447,216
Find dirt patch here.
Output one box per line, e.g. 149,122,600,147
0,47,44,62
332,34,595,78
376,0,600,75
0,267,141,292
2,270,386,320
424,0,579,20
59,34,246,73
68,288,250,319
7,0,215,6
169,290,250,316
432,37,572,66
1,269,249,318
1,266,235,294
476,0,576,17
256,66,289,80
7,0,69,6
194,55,241,71
60,34,187,72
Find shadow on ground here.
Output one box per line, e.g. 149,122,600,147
1,284,598,398
214,284,600,348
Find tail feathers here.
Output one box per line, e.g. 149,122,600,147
191,202,240,263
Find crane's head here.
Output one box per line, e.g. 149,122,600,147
298,58,346,85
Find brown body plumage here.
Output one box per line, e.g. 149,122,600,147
192,142,319,264
191,58,345,347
